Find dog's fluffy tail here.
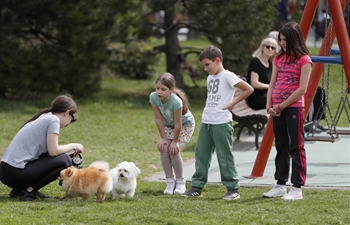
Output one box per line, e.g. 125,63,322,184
89,161,110,171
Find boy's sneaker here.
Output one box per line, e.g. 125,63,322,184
163,178,175,195
181,187,202,197
263,184,286,198
222,190,240,200
281,187,303,200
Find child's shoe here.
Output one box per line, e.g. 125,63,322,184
181,187,202,197
263,184,286,198
222,189,240,200
281,186,303,200
174,178,186,194
163,178,175,195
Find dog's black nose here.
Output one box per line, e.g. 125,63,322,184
58,180,62,186
120,174,124,177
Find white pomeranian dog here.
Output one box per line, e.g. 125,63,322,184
109,161,141,199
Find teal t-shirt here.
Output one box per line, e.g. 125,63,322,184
149,92,195,126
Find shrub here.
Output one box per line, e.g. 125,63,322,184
108,39,160,79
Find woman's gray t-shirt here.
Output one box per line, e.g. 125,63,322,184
1,113,60,169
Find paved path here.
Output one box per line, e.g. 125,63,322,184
183,128,350,189
145,128,350,189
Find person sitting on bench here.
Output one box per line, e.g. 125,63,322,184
246,37,278,110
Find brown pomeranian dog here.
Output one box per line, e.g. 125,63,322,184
58,161,113,202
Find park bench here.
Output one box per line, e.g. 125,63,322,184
231,88,269,150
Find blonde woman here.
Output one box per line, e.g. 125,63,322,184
246,37,278,110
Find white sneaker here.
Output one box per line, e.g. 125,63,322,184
263,184,287,198
164,178,175,195
174,179,186,195
281,187,303,200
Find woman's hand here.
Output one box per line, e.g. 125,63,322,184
157,138,168,152
72,143,84,156
168,141,180,155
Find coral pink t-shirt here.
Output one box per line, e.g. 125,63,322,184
272,54,312,107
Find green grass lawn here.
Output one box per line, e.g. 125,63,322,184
0,38,349,224
0,74,349,225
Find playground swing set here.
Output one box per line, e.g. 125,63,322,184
245,0,350,179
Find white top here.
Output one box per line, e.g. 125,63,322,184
202,69,241,124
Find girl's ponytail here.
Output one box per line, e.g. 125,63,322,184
173,88,189,115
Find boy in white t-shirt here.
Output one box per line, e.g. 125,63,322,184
182,45,253,200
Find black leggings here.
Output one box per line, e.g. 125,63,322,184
0,153,72,191
247,94,267,110
272,107,307,187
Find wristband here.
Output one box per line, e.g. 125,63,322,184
278,104,282,111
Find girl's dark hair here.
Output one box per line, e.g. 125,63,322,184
22,94,77,127
155,73,190,115
199,45,223,62
277,21,310,61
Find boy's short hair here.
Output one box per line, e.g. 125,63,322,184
199,45,223,62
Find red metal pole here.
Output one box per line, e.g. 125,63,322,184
328,0,350,90
243,119,274,178
299,0,320,39
304,0,349,117
245,0,319,178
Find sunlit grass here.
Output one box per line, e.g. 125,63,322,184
0,41,349,225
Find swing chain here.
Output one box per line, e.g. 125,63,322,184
314,0,338,138
332,0,350,127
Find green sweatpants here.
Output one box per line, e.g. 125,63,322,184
191,122,240,190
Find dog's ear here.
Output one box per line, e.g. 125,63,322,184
65,167,74,178
131,163,141,176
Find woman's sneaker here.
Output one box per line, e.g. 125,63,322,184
32,190,47,199
19,190,38,201
174,179,186,195
263,184,286,198
18,189,47,201
181,187,202,197
281,187,303,200
163,178,175,195
9,188,23,198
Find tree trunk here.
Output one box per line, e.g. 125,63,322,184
163,4,184,89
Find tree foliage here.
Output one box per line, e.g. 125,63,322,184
141,0,279,88
184,0,279,74
0,0,283,98
0,0,140,99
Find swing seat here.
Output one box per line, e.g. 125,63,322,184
305,136,340,142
